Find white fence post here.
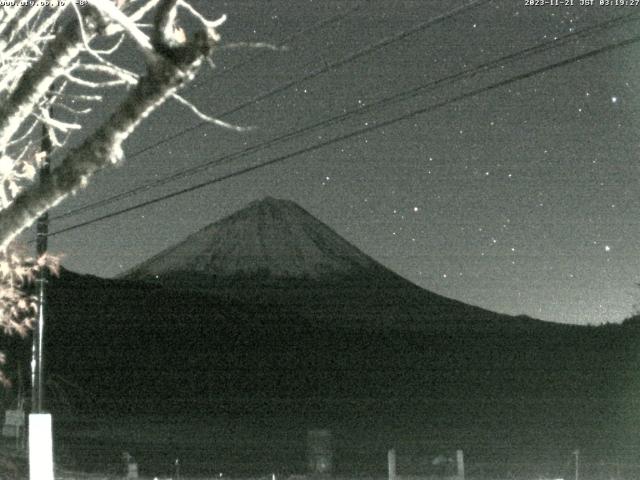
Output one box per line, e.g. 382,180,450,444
29,413,54,480
456,449,464,480
388,448,396,480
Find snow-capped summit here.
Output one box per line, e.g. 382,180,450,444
122,197,512,332
124,197,384,283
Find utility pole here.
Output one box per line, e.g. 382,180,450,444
573,449,580,480
29,101,54,480
32,115,51,414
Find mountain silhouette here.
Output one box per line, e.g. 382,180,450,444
122,197,537,331
3,197,637,474
123,197,384,281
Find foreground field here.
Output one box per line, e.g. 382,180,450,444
1,409,638,480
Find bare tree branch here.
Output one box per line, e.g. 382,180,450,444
0,0,238,373
0,8,105,153
0,5,219,249
171,93,251,131
86,0,153,52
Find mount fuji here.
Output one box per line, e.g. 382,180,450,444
123,196,384,282
121,196,526,331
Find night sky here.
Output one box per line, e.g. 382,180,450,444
34,0,640,325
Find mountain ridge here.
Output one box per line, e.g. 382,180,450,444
119,196,549,331
122,197,388,283
3,198,637,470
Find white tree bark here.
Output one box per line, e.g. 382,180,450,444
0,8,101,153
0,0,223,250
0,0,230,343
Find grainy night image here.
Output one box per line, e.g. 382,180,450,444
0,0,639,479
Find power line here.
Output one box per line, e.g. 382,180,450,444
47,7,360,222
53,0,488,220
46,33,640,239
84,0,490,167
52,10,640,221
